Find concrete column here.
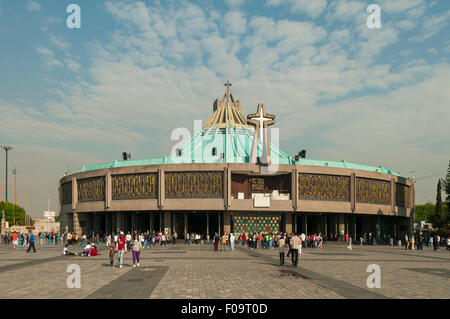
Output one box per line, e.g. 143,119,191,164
93,212,97,234
72,177,77,211
224,167,230,208
224,211,230,234
218,212,221,235
164,211,171,234
334,214,337,239
106,172,112,208
324,214,328,238
172,212,175,233
73,212,80,234
338,214,345,239
353,215,357,240
294,214,298,233
207,212,210,235
303,213,307,235
351,173,356,212
376,215,381,242
116,212,121,232
292,168,298,210
184,212,187,238
345,214,349,234
285,212,293,234
130,213,135,232
391,179,395,214
158,169,164,208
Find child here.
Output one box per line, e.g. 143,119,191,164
109,246,115,267
63,244,75,256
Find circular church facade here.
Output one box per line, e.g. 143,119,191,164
59,83,414,241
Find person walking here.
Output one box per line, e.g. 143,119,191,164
11,232,18,249
286,234,292,258
26,233,36,253
446,237,450,251
117,232,126,268
290,233,301,267
109,245,115,267
279,235,286,266
213,233,219,251
172,232,177,245
347,234,352,251
404,234,409,250
229,233,235,252
417,235,423,250
300,233,306,249
220,233,227,251
126,232,132,250
131,234,142,267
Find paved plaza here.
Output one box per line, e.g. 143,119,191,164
0,242,448,299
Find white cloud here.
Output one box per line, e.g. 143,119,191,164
326,0,365,22
378,0,424,13
223,11,247,35
266,0,327,18
26,1,41,12
49,34,70,51
36,46,62,69
225,0,245,8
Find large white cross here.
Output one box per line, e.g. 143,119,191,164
249,112,273,143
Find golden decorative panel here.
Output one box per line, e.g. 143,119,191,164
299,173,350,202
356,178,391,205
77,177,105,202
165,171,223,198
112,173,158,200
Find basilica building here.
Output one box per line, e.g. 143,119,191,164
59,82,414,240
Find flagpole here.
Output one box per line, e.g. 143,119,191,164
13,168,16,225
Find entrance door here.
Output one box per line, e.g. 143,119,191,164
188,213,207,235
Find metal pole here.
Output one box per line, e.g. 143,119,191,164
14,169,16,225
5,148,8,203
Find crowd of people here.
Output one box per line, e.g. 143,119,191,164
2,229,449,257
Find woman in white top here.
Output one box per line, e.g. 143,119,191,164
131,234,142,267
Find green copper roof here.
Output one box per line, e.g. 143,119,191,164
67,127,404,177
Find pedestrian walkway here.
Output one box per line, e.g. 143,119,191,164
0,242,448,299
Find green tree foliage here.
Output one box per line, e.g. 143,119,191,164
445,160,450,225
415,203,436,223
430,179,445,229
0,201,34,226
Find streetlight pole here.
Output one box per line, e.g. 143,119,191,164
1,146,13,203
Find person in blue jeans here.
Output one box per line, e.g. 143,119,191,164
27,233,36,253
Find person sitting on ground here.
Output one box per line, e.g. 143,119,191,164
63,244,75,256
89,244,98,256
82,242,92,256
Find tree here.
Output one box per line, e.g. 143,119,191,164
0,201,34,226
431,179,445,229
445,160,450,227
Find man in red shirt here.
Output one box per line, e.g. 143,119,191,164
117,232,126,268
11,232,19,249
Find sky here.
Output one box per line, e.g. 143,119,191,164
0,0,449,217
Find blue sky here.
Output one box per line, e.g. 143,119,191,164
0,0,449,216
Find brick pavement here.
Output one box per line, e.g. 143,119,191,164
0,242,448,299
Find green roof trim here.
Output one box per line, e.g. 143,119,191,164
67,128,404,177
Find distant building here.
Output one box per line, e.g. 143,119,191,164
9,218,60,234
